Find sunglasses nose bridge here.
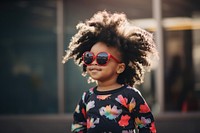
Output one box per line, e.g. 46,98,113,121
91,55,98,65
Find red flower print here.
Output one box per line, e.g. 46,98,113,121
115,95,128,108
139,102,150,113
81,108,86,119
150,122,156,133
118,115,131,127
97,94,111,100
87,117,100,129
87,119,91,129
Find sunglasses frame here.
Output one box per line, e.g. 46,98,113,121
82,51,121,66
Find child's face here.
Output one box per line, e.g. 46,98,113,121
85,42,125,84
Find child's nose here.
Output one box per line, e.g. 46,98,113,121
91,57,98,65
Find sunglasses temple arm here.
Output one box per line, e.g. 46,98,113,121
111,55,121,63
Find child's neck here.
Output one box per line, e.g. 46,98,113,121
97,82,122,92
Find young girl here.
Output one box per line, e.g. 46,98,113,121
62,10,158,133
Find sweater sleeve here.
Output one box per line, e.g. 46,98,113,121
131,90,156,133
71,92,87,133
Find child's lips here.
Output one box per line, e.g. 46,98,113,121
88,67,102,71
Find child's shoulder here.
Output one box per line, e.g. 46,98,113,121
121,85,144,101
81,87,95,100
125,85,141,94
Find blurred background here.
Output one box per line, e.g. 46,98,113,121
0,0,200,132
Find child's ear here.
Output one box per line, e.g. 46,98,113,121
117,63,126,74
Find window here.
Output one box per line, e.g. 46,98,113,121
0,1,57,114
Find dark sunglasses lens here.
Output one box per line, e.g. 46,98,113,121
83,52,93,65
97,52,108,65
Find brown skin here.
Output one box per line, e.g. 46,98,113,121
86,42,125,92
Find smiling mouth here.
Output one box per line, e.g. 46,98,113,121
88,67,102,71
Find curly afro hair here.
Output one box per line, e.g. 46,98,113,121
62,10,158,86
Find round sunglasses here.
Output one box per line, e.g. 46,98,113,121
82,51,121,66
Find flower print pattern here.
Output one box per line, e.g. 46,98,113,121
86,101,95,112
87,117,100,129
115,95,128,108
72,86,156,132
71,123,86,132
99,105,122,120
139,102,150,113
81,108,86,119
128,98,136,112
97,94,111,100
135,117,151,128
150,122,156,133
118,115,131,127
82,92,86,104
89,87,94,94
71,124,81,132
115,95,136,112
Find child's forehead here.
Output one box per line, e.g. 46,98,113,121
90,42,119,53
89,42,122,59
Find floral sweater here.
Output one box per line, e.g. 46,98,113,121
71,85,156,133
